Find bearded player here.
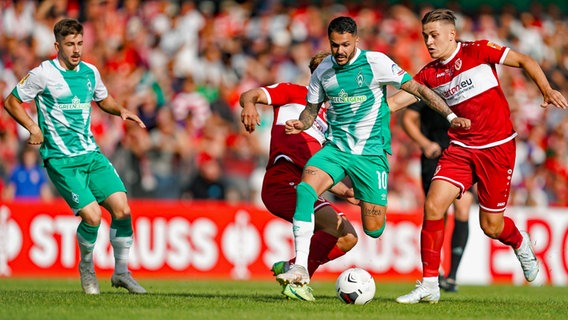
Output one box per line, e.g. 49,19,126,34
240,52,358,302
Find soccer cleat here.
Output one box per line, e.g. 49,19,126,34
396,281,440,304
276,264,310,285
111,272,147,294
271,261,290,276
79,261,100,295
282,284,315,302
439,278,458,293
514,231,539,282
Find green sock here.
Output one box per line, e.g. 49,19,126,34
110,217,133,237
294,182,318,222
77,221,99,264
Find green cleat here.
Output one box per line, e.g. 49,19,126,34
282,284,315,302
271,261,290,276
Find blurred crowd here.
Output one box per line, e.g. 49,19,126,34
0,0,567,209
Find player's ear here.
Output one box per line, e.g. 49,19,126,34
449,28,457,42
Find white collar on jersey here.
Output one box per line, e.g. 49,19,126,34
440,42,461,65
53,58,81,72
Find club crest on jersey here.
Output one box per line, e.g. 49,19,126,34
87,79,92,93
454,58,462,71
391,63,405,76
357,69,364,87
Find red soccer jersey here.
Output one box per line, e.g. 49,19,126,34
261,83,328,169
415,40,516,148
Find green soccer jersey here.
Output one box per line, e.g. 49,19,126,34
308,48,412,156
12,59,108,160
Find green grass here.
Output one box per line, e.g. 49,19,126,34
0,278,567,320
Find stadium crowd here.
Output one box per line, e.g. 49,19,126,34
0,0,567,209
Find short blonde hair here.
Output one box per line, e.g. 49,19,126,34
309,51,330,73
421,9,457,26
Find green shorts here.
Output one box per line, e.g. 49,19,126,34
45,152,126,214
306,144,389,206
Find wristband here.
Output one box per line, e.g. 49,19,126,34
446,113,457,123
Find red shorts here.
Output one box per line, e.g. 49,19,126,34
261,159,337,222
433,140,516,213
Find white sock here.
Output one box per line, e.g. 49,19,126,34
77,233,95,266
110,228,133,275
292,218,314,269
423,276,439,287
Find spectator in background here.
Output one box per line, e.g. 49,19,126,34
0,1,566,209
145,106,187,199
3,144,53,201
182,152,226,200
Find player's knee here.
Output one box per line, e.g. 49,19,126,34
338,233,358,252
481,224,501,239
364,222,386,239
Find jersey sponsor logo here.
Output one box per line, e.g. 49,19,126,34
55,96,91,110
441,78,473,98
18,74,30,85
434,64,498,106
486,41,502,50
329,89,367,104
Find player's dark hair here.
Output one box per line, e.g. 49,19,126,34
421,8,457,26
309,51,330,73
54,18,83,42
328,16,357,37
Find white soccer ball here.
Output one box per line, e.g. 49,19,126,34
335,267,376,305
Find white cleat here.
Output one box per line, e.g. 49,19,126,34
276,264,310,285
396,281,440,304
111,272,147,294
514,231,539,282
79,261,100,295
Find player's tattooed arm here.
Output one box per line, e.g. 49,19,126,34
400,79,451,117
401,79,471,129
286,101,322,134
298,102,321,129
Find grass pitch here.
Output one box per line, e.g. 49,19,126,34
0,278,567,320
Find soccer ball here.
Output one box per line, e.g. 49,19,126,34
335,267,376,305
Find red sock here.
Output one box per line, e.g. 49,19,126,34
327,245,347,261
497,216,523,249
421,219,445,277
302,231,338,276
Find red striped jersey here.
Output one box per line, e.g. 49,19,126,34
261,83,328,169
415,40,517,148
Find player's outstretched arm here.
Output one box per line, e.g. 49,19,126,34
503,50,568,110
239,88,265,133
285,101,321,135
97,95,146,128
387,90,419,113
400,79,471,130
4,94,44,145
